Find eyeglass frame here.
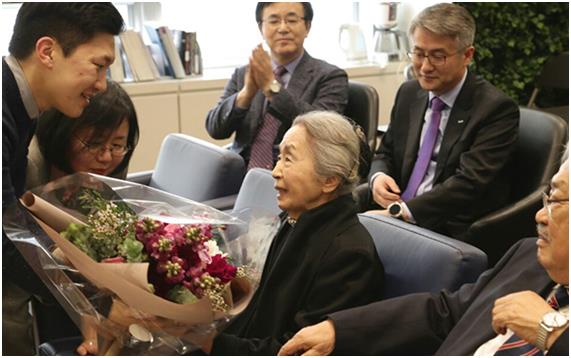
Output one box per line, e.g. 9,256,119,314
542,191,569,219
261,14,306,28
75,137,131,158
407,48,468,67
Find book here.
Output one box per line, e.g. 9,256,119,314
108,36,125,82
119,30,158,82
144,25,173,77
191,33,203,75
157,26,186,79
182,32,192,75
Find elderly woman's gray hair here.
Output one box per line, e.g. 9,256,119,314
409,3,475,50
292,111,360,195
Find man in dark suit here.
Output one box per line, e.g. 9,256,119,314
279,151,569,356
205,2,348,170
367,3,519,238
2,3,124,354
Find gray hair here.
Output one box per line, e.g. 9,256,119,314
561,142,569,164
409,3,475,50
292,111,360,195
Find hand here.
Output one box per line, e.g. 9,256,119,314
492,291,553,345
366,209,390,217
371,173,401,208
249,44,274,97
236,66,258,108
278,320,335,356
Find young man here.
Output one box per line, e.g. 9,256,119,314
205,2,348,170
367,3,519,239
2,3,124,354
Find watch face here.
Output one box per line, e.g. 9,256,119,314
388,202,402,217
544,311,568,327
270,80,281,93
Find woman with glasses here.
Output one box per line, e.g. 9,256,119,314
26,80,139,189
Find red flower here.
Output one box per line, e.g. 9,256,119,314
206,254,237,283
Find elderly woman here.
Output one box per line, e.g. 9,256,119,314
207,111,385,355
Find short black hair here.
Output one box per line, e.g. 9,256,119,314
9,2,124,59
255,2,313,25
36,81,139,177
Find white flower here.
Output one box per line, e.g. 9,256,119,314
204,240,226,257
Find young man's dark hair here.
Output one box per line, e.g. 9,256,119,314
9,2,124,59
255,2,313,26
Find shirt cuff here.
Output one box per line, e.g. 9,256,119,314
369,172,384,188
401,202,416,224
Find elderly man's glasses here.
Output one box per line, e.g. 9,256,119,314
542,192,569,219
407,50,464,66
77,138,130,157
262,15,305,28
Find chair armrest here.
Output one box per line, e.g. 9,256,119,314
201,194,239,211
126,170,153,185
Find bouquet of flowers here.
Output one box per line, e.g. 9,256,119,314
3,173,279,355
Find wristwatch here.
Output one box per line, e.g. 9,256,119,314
268,79,281,94
387,202,403,218
535,310,568,351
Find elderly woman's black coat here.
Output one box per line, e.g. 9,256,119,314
211,194,385,355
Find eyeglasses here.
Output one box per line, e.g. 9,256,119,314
77,138,130,157
542,192,569,219
262,15,306,28
407,50,464,66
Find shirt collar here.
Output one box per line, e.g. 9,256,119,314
428,68,468,109
5,55,41,119
272,49,304,75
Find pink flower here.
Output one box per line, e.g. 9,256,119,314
157,256,186,284
102,256,125,263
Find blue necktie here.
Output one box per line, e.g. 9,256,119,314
495,285,568,356
401,97,446,201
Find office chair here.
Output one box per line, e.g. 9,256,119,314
359,213,487,299
527,52,569,122
127,133,246,202
464,107,568,266
344,81,379,152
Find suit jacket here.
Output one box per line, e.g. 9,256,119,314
331,238,568,356
372,71,519,237
205,51,348,163
211,195,385,355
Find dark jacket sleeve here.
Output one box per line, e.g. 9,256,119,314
211,229,384,355
547,328,568,356
330,239,525,355
204,67,248,140
268,66,348,130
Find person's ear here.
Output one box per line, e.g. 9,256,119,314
36,36,56,68
463,46,475,67
305,21,312,36
322,176,341,194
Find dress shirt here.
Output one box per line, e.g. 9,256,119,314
474,284,569,356
4,55,41,120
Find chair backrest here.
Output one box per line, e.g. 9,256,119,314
149,133,246,202
344,80,379,151
232,168,281,215
536,52,569,90
358,213,487,300
509,107,568,202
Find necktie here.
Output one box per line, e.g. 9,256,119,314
495,285,568,356
248,66,288,170
401,97,447,201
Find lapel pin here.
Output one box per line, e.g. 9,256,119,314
457,120,464,124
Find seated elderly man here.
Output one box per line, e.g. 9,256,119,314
205,2,348,170
279,148,569,356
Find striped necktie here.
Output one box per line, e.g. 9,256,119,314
495,285,568,356
247,65,287,170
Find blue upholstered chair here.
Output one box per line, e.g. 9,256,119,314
358,213,488,299
127,133,246,202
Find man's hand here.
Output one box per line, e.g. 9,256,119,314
249,44,275,98
366,209,390,217
492,291,553,345
236,66,258,109
371,173,401,208
278,320,336,356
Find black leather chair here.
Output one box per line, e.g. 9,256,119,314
359,213,487,299
527,52,569,122
464,107,568,266
344,80,379,152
